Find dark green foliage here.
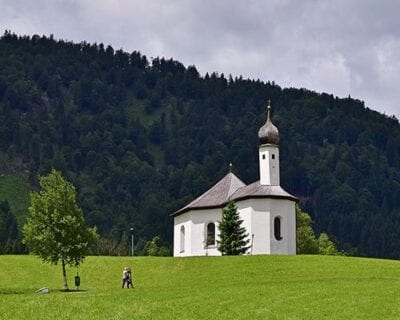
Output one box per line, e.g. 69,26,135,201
218,200,250,255
0,32,400,258
296,206,319,254
296,206,340,255
0,200,21,253
143,236,170,256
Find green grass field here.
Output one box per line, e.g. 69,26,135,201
1,255,400,319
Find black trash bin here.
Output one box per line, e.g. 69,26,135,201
75,274,80,291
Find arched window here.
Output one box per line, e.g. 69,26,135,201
206,222,215,246
180,225,185,253
274,217,282,241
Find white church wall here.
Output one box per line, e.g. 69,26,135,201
237,200,269,255
237,198,296,255
190,208,221,256
268,199,296,254
238,199,271,255
174,208,222,257
173,212,192,257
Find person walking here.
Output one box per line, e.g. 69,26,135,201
126,267,134,288
122,267,134,288
122,267,129,288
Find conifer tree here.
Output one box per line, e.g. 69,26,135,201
217,200,250,255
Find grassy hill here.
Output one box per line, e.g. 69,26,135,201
1,255,400,319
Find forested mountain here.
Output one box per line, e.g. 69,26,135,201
1,31,400,258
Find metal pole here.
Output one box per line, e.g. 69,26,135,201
130,227,134,257
250,234,254,255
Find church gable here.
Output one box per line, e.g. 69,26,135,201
173,172,245,216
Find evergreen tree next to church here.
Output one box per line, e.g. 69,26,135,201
218,200,250,255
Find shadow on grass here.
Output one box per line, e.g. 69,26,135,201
58,289,88,293
0,288,88,295
0,288,38,295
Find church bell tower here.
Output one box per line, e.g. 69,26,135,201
258,101,280,186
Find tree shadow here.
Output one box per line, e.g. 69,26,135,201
58,289,88,293
0,288,89,295
0,288,37,295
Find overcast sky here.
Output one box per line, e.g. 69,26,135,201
1,0,399,119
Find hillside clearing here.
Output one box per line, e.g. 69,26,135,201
0,172,30,228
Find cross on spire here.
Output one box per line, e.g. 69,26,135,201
267,100,272,122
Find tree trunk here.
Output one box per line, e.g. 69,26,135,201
62,258,69,291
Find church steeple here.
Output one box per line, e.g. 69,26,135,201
258,100,280,145
258,100,280,186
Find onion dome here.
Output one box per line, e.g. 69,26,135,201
258,101,279,145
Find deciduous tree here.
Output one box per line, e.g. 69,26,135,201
296,205,340,255
23,169,98,290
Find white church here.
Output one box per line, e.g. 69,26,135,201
172,101,298,257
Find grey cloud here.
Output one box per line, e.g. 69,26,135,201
0,0,399,118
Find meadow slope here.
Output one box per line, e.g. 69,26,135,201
1,255,400,319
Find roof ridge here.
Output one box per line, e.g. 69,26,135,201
173,172,246,215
